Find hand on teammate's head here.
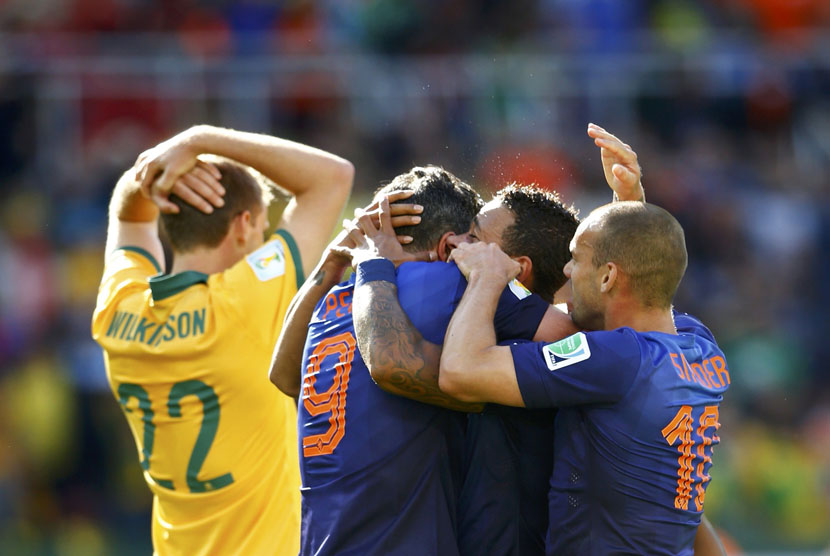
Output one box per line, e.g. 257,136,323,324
448,241,520,284
134,134,225,215
331,192,434,268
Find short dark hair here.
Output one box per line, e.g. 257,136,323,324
161,158,270,253
591,202,687,308
495,184,580,302
375,166,483,252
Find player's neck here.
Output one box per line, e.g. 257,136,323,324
170,246,236,276
605,302,676,334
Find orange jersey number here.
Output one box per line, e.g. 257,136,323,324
661,404,720,512
301,332,357,457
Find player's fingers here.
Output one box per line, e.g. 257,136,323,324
378,197,394,232
345,226,366,248
139,161,160,194
154,168,181,196
152,192,180,214
612,164,637,184
192,162,225,196
390,215,421,228
356,212,380,237
171,180,214,214
197,159,222,180
588,123,624,143
187,165,226,199
180,174,225,208
388,202,424,217
384,190,415,203
596,138,637,164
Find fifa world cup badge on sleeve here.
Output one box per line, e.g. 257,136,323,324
508,278,532,300
246,240,286,281
542,332,591,371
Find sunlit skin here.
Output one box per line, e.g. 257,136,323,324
562,220,606,331
169,198,270,275
459,199,541,294
468,200,515,245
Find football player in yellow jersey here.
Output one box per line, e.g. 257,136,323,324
91,124,353,556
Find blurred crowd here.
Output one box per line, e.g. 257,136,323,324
0,0,828,554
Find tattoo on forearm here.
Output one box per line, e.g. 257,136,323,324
312,269,326,286
354,282,483,413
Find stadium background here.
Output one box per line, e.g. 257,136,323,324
0,0,827,554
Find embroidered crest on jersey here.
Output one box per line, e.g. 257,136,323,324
508,278,531,300
246,240,286,281
542,332,591,371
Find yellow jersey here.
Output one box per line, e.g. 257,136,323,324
92,231,303,556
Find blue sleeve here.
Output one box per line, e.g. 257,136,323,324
397,262,547,345
493,286,549,343
672,310,716,343
397,262,466,345
510,329,641,408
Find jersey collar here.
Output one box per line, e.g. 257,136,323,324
149,271,208,301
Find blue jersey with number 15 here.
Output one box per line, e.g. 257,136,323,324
511,311,730,556
298,261,549,556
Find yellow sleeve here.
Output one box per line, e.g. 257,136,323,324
210,230,304,346
92,247,161,340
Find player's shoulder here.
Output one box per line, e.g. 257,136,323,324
245,231,300,282
104,246,162,278
672,309,717,344
585,327,643,351
216,231,302,291
397,261,462,283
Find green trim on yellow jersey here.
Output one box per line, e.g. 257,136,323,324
149,270,208,301
275,229,304,288
119,246,162,274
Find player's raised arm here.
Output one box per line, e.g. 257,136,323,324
137,124,354,278
105,151,225,270
268,227,356,397
440,242,525,407
269,193,425,398
347,198,485,413
587,123,645,202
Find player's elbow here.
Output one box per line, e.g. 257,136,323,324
438,354,476,403
366,362,388,387
270,366,300,398
331,159,355,194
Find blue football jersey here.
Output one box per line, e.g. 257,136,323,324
298,262,549,556
458,404,555,556
510,312,730,556
457,340,555,556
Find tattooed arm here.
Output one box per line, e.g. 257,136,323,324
269,252,348,397
269,191,423,398
352,278,484,413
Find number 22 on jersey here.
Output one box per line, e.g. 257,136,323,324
118,380,234,493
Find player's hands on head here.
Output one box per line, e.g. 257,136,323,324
332,193,435,267
448,242,520,285
134,131,226,215
587,123,645,202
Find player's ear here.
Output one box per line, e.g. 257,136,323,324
599,262,618,294
438,231,464,262
231,210,252,247
513,255,533,289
